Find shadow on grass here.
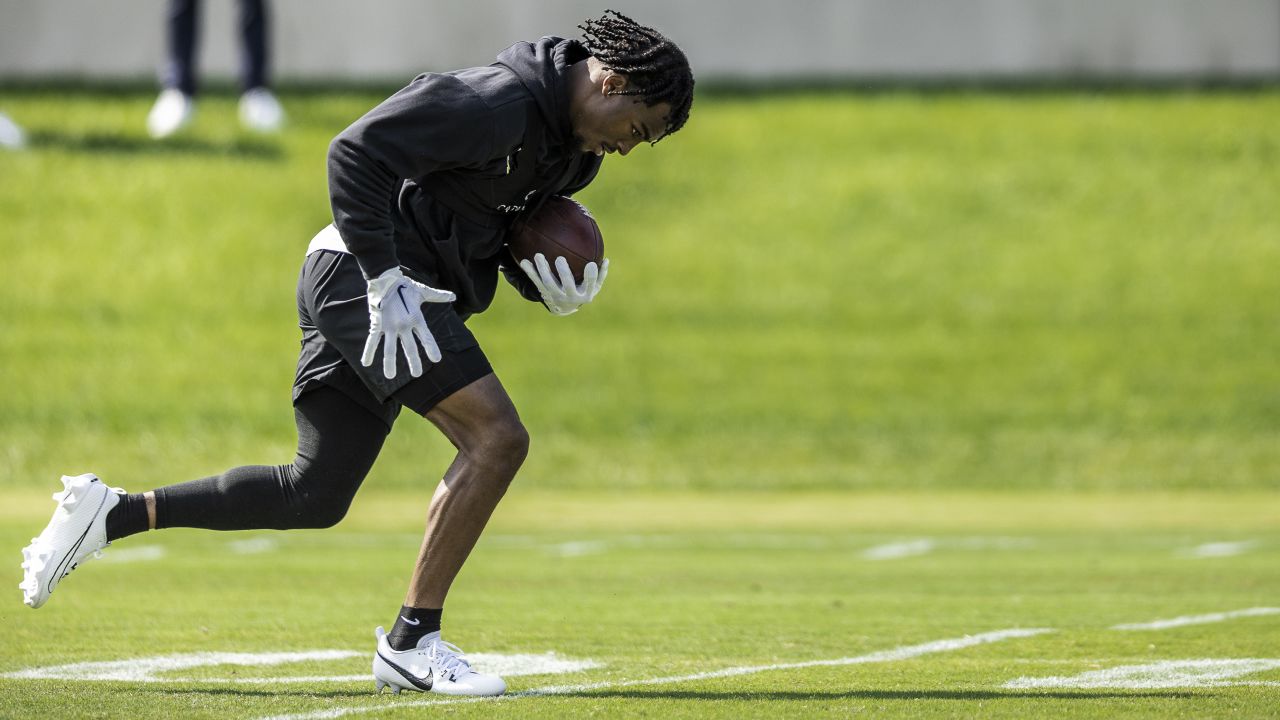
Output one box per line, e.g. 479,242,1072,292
565,689,1206,701
130,687,1207,701
131,686,371,699
91,685,1215,714
27,129,284,160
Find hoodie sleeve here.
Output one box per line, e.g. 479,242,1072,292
499,246,545,304
328,73,496,280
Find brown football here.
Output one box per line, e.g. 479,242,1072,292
506,196,604,283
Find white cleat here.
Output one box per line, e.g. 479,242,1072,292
239,88,285,133
19,474,123,609
147,88,195,139
372,626,506,696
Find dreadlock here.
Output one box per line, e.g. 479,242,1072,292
578,9,694,140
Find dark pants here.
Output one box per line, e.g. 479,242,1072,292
155,385,388,531
164,0,269,95
145,250,494,533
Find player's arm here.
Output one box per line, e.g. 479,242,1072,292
327,73,494,279
327,75,493,377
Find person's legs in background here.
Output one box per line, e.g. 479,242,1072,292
148,0,284,137
148,0,198,138
237,0,286,132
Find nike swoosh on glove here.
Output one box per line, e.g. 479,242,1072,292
361,268,456,379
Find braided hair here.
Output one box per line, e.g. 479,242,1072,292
578,9,694,140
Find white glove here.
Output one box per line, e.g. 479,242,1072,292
518,253,609,316
361,268,456,380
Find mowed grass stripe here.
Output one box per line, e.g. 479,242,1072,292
13,489,1274,532
2,90,1278,493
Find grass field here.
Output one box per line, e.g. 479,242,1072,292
3,491,1279,718
1,87,1279,718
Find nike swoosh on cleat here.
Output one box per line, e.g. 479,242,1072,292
47,489,109,595
377,651,433,691
400,616,420,626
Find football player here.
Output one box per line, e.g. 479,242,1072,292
21,10,693,697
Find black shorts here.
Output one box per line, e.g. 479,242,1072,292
293,250,493,428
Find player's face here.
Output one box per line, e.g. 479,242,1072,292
572,72,671,158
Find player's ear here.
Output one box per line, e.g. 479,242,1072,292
602,71,628,95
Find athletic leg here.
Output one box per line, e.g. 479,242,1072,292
107,385,388,539
24,385,388,609
404,373,529,609
291,248,512,694
371,373,522,696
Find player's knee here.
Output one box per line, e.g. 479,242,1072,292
297,497,352,529
491,417,530,468
284,471,360,529
474,416,530,476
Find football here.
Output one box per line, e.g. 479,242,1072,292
506,196,604,283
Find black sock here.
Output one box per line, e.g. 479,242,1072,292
105,493,150,542
387,606,442,651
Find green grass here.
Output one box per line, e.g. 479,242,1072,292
0,88,1278,717
1,88,1278,491
3,490,1280,718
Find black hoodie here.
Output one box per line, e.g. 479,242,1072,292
327,37,602,317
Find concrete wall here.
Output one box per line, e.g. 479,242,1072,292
2,0,1278,83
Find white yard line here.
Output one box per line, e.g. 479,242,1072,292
1111,607,1280,631
0,651,362,682
858,537,1032,561
861,539,935,560
530,628,1052,693
509,534,1032,557
257,627,1053,720
229,538,279,555
1184,540,1259,558
190,653,602,684
1005,658,1280,689
1,651,599,685
100,545,166,563
548,540,612,557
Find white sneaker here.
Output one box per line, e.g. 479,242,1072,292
147,89,195,139
239,88,285,133
372,627,506,696
0,112,26,150
20,474,123,609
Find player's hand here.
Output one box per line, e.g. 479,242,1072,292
361,268,456,379
518,253,608,316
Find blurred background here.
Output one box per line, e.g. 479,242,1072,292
1,1,1277,496
3,0,1280,83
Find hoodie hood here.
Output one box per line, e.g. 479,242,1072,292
495,36,588,145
